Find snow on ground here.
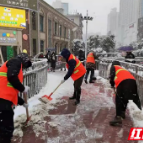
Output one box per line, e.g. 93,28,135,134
14,70,74,138
14,71,74,119
13,69,143,142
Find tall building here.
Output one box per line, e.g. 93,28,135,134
107,8,119,48
119,0,140,45
62,3,69,15
52,0,62,9
67,13,83,39
52,0,69,15
107,8,119,37
139,0,143,18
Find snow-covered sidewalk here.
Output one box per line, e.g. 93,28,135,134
12,71,142,143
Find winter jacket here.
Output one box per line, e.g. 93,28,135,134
78,50,85,61
86,52,96,69
114,65,135,88
125,52,135,59
125,52,135,63
45,52,51,62
0,58,26,110
66,54,86,81
61,48,76,80
109,61,135,88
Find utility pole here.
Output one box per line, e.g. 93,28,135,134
81,11,93,60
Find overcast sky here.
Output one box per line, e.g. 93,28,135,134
44,0,119,36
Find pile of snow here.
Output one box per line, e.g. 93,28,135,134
13,71,73,139
128,100,143,127
14,99,67,138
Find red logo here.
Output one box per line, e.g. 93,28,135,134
128,128,143,140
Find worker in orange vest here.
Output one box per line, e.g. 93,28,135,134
61,48,86,105
85,51,96,84
109,61,141,126
0,53,32,143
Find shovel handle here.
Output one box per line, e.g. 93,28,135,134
23,93,30,119
52,82,62,94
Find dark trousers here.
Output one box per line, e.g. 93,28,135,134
0,109,14,143
85,68,94,81
116,79,141,117
73,75,84,102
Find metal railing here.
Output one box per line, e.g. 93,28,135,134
20,61,48,99
98,60,143,104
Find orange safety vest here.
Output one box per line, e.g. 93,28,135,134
66,54,86,81
86,52,95,64
114,65,135,88
0,62,23,105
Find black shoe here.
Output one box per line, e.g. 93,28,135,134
69,96,76,100
121,111,126,119
92,77,97,80
84,80,88,84
109,116,122,126
89,81,95,83
74,101,80,105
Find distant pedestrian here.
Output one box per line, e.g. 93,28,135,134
78,50,85,66
45,51,51,70
125,52,135,63
50,51,56,72
85,51,96,84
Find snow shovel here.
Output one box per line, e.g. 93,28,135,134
23,93,31,125
39,82,63,103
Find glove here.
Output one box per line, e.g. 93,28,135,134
23,86,30,93
23,103,29,108
61,79,65,84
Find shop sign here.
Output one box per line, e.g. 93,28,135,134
0,6,26,29
0,31,17,43
0,0,37,11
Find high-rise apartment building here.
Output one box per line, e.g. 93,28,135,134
107,8,119,36
119,0,140,45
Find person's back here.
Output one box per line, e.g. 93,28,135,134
125,52,135,63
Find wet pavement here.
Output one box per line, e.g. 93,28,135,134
12,80,137,143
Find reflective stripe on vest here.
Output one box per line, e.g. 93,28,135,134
114,69,127,81
87,55,94,58
0,72,14,88
72,55,81,74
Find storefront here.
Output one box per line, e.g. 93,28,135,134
0,5,26,65
0,29,22,64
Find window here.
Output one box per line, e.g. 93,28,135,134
48,19,52,48
40,15,44,32
32,11,36,30
64,27,66,38
54,22,57,35
40,40,44,52
33,39,37,56
59,25,62,37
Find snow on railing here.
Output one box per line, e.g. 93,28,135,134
98,60,143,105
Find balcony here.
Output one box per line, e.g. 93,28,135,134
53,34,69,42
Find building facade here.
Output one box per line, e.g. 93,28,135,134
118,0,140,45
62,3,69,15
0,0,37,64
107,8,119,45
67,13,83,40
0,0,80,64
137,17,143,41
36,0,79,55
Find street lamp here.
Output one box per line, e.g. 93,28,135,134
81,10,93,59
